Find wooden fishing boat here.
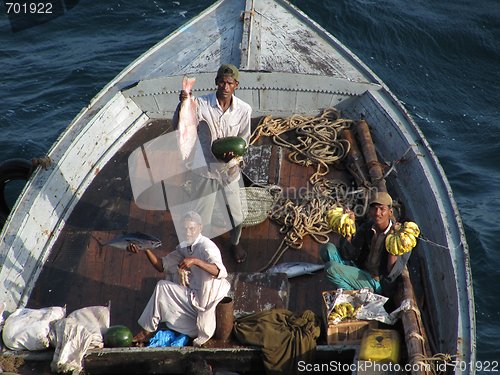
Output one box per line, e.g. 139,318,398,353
0,0,475,374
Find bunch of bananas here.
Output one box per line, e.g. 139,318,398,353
328,302,359,322
385,221,420,255
326,207,356,237
178,268,190,287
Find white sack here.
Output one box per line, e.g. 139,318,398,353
2,306,66,351
50,305,110,374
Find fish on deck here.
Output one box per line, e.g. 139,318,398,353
266,262,325,278
104,232,162,251
178,75,198,160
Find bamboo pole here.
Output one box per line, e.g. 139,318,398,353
355,119,387,193
396,267,433,375
341,129,370,188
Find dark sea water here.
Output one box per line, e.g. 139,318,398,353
0,0,498,370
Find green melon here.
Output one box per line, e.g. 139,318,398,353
104,325,133,347
211,136,247,162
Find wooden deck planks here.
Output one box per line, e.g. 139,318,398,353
27,117,347,344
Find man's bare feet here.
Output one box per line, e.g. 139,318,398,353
230,244,247,264
132,329,154,346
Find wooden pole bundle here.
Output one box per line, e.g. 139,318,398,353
355,119,387,193
396,267,433,375
341,128,369,187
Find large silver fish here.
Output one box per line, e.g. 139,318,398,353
178,75,198,160
104,232,162,250
266,262,325,278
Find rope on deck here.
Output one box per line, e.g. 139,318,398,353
251,109,366,270
250,108,352,184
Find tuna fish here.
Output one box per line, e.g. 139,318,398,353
104,232,162,250
266,262,325,278
178,75,198,160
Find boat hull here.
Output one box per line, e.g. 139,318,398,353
0,0,474,373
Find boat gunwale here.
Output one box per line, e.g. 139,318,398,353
0,72,476,372
0,0,474,370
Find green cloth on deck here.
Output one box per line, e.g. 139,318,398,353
233,309,320,375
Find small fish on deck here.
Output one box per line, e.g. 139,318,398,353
178,75,198,160
266,262,324,278
104,232,162,250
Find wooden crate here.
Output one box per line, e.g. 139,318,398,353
325,319,377,344
322,290,378,344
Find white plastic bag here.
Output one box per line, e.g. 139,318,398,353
0,301,5,327
352,289,392,323
0,302,5,350
325,288,395,325
50,305,110,374
2,306,66,350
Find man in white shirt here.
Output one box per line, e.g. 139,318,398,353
129,211,230,346
174,64,252,263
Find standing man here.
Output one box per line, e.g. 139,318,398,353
129,211,230,346
174,64,252,263
320,191,410,296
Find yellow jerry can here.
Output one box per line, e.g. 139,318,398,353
359,328,401,363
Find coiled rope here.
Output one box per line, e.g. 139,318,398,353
251,108,353,184
251,109,364,270
259,178,370,271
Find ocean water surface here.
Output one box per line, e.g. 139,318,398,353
0,0,498,370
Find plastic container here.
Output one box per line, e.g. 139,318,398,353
359,329,401,363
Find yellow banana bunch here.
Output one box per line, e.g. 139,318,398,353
385,221,420,255
178,268,190,286
326,207,343,222
326,207,356,238
402,221,420,237
328,302,359,322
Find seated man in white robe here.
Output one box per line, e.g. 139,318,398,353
128,211,230,346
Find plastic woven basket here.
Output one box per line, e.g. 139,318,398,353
240,186,280,227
